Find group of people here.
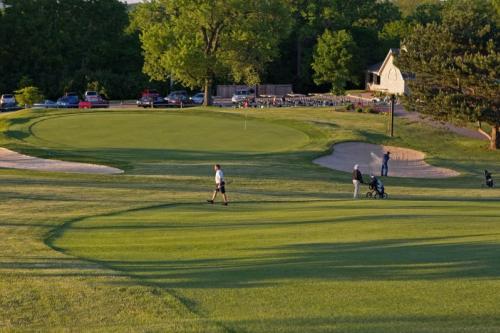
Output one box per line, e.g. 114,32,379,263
352,151,390,199
207,151,392,206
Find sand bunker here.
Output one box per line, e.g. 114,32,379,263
0,148,123,175
314,142,459,178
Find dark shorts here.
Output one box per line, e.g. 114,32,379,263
216,182,226,194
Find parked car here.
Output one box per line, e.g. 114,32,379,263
33,100,57,109
79,91,109,108
136,95,168,108
190,92,204,104
141,89,160,99
165,90,189,105
1,94,17,107
231,89,255,104
56,92,79,108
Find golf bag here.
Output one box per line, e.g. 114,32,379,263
485,170,494,188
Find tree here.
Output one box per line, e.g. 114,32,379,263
391,0,441,17
397,0,500,149
15,86,44,107
131,0,292,106
406,2,443,25
291,0,401,92
311,30,359,95
378,20,411,50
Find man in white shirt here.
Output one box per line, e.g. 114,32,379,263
207,164,228,205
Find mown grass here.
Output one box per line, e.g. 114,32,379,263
1,107,499,332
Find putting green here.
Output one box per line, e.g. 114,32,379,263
52,200,500,333
29,112,310,153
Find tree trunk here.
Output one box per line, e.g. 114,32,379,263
490,124,499,150
203,78,213,107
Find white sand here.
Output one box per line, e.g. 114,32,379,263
0,148,123,175
314,142,459,178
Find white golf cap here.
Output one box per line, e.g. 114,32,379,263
354,164,359,170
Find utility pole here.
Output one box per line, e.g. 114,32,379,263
390,94,395,137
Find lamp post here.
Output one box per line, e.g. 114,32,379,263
390,94,396,137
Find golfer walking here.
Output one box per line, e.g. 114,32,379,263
381,151,390,176
352,164,364,199
207,164,228,206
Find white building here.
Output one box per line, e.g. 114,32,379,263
365,49,413,95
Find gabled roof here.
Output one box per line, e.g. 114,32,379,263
366,49,400,75
367,62,383,73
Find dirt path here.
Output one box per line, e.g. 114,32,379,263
314,142,459,178
0,148,123,174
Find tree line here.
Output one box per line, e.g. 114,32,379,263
0,0,498,147
0,0,441,99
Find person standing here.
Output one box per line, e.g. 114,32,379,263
381,151,390,176
207,164,228,206
352,164,364,199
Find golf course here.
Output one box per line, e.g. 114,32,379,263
1,107,500,332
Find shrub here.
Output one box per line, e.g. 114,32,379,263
366,107,380,114
14,86,44,107
356,107,363,113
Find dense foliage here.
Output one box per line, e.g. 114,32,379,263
0,0,497,122
0,0,148,99
397,0,500,149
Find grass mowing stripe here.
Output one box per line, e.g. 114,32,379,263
0,107,499,332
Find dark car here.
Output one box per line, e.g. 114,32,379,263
136,89,168,108
136,96,168,108
190,92,204,104
56,92,79,108
165,90,189,105
79,91,109,108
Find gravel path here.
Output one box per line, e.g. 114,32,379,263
0,148,123,174
314,142,459,178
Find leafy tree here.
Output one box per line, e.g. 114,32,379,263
131,0,292,105
406,2,443,25
15,86,44,107
258,0,401,93
391,0,441,17
378,20,411,50
397,0,500,149
312,30,359,94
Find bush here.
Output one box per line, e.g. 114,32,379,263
346,103,354,110
366,107,380,114
356,107,363,113
14,86,44,107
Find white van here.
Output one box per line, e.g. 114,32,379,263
231,89,255,104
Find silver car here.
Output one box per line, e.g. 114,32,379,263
1,94,16,107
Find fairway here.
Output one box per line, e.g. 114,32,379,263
1,107,500,332
52,200,500,332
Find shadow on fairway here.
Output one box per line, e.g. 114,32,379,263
221,314,500,333
90,234,500,289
